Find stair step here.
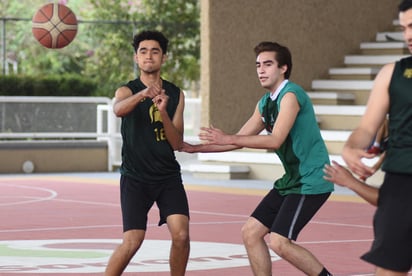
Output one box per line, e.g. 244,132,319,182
344,54,408,66
314,104,366,115
360,42,408,55
312,80,373,90
376,31,403,41
328,67,380,80
321,130,351,141
312,80,372,104
314,105,366,130
308,92,355,105
197,152,379,167
183,163,250,180
321,130,351,154
329,67,380,75
308,92,355,100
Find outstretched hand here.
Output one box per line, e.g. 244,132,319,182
323,160,361,188
199,126,229,145
324,160,379,206
180,142,196,153
342,146,376,180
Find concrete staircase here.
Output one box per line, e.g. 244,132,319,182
184,19,407,182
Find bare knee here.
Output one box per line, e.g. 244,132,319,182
167,214,190,248
241,217,268,247
268,232,290,257
171,228,190,249
121,230,145,254
241,221,253,245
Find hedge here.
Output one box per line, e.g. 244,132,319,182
0,74,98,96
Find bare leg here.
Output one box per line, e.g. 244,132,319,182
105,229,145,276
242,217,272,276
268,232,324,276
375,267,408,276
167,214,190,276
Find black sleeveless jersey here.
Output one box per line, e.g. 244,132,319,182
119,77,182,182
383,56,412,174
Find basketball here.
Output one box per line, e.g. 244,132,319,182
32,3,78,49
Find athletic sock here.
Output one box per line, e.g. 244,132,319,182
319,267,332,276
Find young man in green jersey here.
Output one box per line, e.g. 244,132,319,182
182,41,333,275
105,30,189,276
328,0,412,274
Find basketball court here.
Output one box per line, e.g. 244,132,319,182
0,172,408,275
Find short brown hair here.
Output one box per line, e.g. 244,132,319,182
254,41,292,79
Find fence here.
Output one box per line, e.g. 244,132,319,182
0,96,201,172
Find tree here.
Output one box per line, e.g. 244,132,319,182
0,0,200,97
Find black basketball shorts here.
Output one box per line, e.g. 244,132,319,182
251,188,330,241
120,174,190,232
361,172,412,272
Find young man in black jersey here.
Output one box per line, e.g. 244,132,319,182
326,0,412,274
105,30,189,276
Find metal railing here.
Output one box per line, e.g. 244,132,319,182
0,96,201,171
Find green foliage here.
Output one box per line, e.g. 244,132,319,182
0,74,97,96
0,0,200,97
138,0,200,88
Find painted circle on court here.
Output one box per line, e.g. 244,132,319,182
0,183,57,206
0,239,281,273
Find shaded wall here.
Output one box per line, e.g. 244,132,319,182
201,0,398,133
0,141,108,173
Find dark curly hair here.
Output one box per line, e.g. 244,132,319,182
132,30,169,54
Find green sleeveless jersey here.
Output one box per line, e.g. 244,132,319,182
119,77,182,183
382,56,412,174
258,81,333,195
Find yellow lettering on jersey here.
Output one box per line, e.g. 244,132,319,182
149,104,162,123
404,68,412,79
154,128,166,141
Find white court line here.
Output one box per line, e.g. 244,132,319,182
299,239,372,245
52,198,118,207
311,220,372,229
0,221,245,233
191,210,249,218
0,224,122,233
0,183,57,206
192,212,372,229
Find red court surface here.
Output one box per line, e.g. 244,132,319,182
0,172,409,275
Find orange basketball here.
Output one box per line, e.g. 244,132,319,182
32,3,78,49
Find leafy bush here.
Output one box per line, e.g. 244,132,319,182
0,74,98,96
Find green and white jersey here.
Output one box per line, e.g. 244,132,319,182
258,81,333,195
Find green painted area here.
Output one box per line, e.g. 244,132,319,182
0,244,108,259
